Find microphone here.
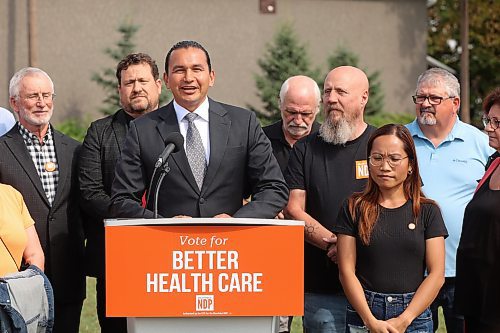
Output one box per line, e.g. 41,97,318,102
145,132,184,217
155,132,184,168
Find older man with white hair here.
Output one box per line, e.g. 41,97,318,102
263,75,321,333
263,75,321,173
0,67,85,333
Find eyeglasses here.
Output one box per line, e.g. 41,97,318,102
23,93,56,103
482,116,500,130
412,95,455,105
283,109,315,118
369,153,409,167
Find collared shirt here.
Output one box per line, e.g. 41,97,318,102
173,98,210,163
18,122,59,205
263,120,320,173
0,107,15,136
406,117,494,277
123,110,135,128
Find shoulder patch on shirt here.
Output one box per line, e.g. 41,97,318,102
355,160,369,179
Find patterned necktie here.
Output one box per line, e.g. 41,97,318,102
185,113,206,190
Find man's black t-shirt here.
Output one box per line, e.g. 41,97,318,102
285,125,376,294
263,120,320,173
334,200,448,293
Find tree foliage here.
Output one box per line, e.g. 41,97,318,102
428,0,500,123
252,24,386,123
92,22,170,115
326,47,385,116
365,112,414,128
92,23,138,115
250,23,321,123
55,119,88,142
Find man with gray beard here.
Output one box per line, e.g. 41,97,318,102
285,66,376,333
405,68,493,333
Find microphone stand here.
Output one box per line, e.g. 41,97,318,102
153,161,171,219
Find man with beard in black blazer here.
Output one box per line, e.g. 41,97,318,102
0,67,85,333
111,40,288,219
79,53,162,332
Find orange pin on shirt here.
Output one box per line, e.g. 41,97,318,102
44,161,56,172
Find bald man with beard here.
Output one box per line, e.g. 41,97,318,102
285,66,376,333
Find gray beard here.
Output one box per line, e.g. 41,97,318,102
319,116,354,145
418,113,437,126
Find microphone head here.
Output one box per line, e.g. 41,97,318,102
164,132,184,153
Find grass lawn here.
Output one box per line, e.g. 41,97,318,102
80,278,99,333
80,278,447,333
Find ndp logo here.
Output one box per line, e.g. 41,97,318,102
196,295,214,311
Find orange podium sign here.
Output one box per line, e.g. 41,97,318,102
105,218,304,318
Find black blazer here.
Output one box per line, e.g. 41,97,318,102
79,110,129,278
0,125,85,303
111,99,289,219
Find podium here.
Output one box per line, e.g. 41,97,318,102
105,218,304,333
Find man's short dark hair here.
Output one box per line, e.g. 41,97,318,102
116,53,159,85
164,40,212,74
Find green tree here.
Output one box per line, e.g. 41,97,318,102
92,22,170,116
250,23,321,123
55,119,88,142
365,112,415,128
428,0,499,124
326,47,385,116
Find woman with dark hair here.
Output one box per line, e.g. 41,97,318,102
333,124,447,333
455,87,500,333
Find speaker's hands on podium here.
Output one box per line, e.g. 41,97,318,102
214,213,232,218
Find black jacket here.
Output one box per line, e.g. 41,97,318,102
0,125,85,303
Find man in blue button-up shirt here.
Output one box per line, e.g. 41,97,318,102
406,68,494,333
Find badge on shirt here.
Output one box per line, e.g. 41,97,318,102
355,160,369,179
44,161,56,172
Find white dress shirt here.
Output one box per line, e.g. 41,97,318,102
173,98,211,164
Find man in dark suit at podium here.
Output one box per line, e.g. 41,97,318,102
111,40,288,219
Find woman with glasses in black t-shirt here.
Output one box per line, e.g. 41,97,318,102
333,124,448,333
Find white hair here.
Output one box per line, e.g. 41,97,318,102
279,75,321,114
416,67,460,97
9,67,54,99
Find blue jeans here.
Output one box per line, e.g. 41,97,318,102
346,290,433,333
304,293,348,333
0,265,54,333
430,278,464,333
